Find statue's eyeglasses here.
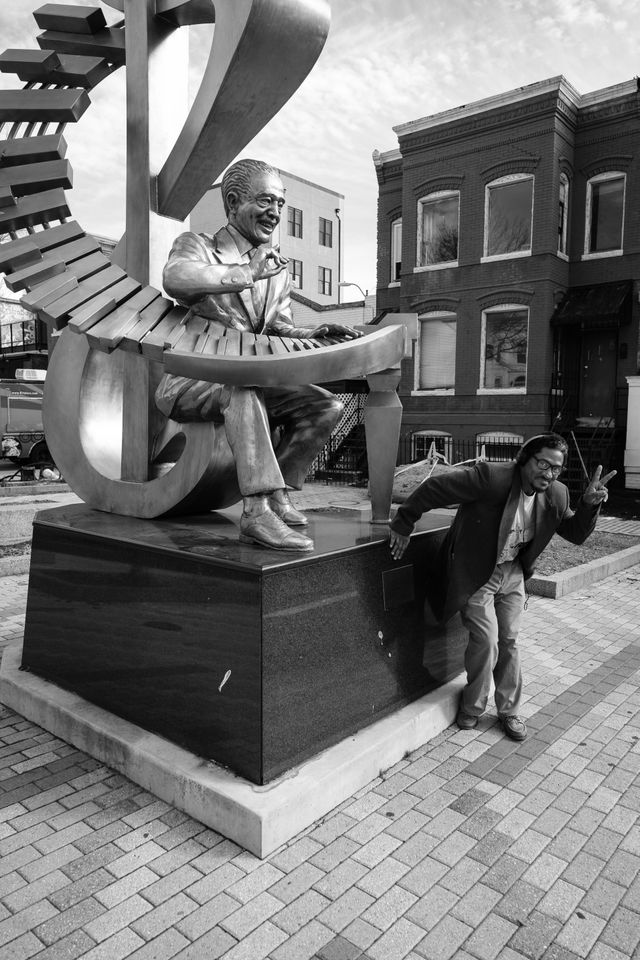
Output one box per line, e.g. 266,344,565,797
252,194,285,211
534,458,563,477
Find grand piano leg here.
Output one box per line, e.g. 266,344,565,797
365,367,402,524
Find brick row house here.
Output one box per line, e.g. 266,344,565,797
374,76,640,487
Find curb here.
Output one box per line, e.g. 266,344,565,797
0,482,70,498
528,543,640,598
0,554,30,578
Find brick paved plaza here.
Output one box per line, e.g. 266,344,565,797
0,549,639,959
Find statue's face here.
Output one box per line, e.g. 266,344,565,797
229,172,286,246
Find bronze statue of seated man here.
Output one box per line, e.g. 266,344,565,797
155,158,360,552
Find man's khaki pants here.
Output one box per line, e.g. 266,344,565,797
459,558,525,718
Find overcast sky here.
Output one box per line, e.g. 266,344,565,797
1,0,639,299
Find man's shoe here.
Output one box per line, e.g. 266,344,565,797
500,715,527,741
240,509,313,552
456,708,478,730
269,492,308,526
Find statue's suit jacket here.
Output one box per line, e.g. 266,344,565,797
390,461,598,623
161,228,308,336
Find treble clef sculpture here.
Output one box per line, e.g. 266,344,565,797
0,0,404,519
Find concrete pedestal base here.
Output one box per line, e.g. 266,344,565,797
0,643,463,857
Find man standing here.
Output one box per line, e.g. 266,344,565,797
389,434,614,741
156,159,359,552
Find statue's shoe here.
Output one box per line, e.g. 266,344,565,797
240,510,313,552
269,497,308,526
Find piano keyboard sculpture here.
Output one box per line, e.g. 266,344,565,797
0,1,404,521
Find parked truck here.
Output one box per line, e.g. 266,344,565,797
0,373,52,466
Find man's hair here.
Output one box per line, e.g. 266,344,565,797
221,159,280,215
515,433,569,466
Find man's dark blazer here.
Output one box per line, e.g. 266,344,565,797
390,461,598,623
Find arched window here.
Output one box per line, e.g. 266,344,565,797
416,191,459,268
479,305,528,393
558,173,569,256
476,431,524,461
483,174,534,259
390,218,402,282
415,311,456,393
584,172,625,257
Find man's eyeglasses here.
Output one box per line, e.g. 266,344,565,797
534,458,563,477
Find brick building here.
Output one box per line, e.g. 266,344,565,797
374,76,640,480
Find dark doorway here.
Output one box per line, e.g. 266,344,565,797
580,330,617,419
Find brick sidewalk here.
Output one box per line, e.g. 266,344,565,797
1,561,639,959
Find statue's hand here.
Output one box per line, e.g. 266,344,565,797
308,323,362,340
249,245,288,281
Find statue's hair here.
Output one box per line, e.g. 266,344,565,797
221,159,280,215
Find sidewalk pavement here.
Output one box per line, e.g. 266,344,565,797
0,486,639,960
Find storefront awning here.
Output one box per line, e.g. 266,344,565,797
551,280,632,329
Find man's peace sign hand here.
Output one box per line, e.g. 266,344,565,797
583,465,616,506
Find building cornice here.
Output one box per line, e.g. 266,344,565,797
392,76,580,138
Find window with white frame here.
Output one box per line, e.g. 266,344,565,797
480,306,528,391
287,205,303,238
391,218,402,281
485,175,533,258
585,172,625,255
558,173,569,255
318,266,332,296
417,191,459,267
476,431,523,461
411,430,453,462
416,312,456,391
318,217,333,247
288,258,303,289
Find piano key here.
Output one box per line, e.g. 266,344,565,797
84,306,140,351
0,187,69,232
22,272,78,311
170,316,209,356
268,336,289,355
67,293,117,334
0,237,42,272
224,329,241,355
36,28,126,67
139,306,187,361
287,337,309,352
0,220,88,273
241,332,256,356
0,159,73,198
254,335,271,356
44,54,112,89
41,264,131,325
0,89,91,124
0,49,60,78
4,255,67,292
118,295,174,353
193,327,213,356
33,4,108,34
81,286,159,350
0,133,67,167
216,333,231,355
19,235,99,277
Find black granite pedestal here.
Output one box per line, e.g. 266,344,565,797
21,504,465,785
